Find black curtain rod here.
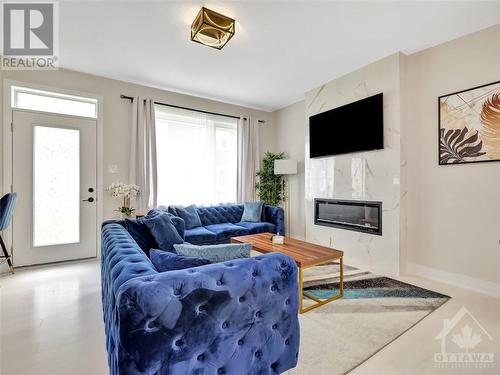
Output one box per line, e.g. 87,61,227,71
120,94,265,123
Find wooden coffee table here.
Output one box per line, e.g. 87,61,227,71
232,232,344,313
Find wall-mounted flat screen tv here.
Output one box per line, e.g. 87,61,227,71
309,93,384,158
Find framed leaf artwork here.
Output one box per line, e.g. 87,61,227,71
438,80,500,165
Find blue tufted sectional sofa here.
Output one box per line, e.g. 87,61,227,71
162,204,285,245
101,219,300,375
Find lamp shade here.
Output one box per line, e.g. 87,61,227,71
274,159,297,175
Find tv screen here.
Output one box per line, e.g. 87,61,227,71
309,93,384,158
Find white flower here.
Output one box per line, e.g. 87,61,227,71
107,182,140,198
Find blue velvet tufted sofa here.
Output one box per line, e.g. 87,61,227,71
101,220,300,375
158,204,285,246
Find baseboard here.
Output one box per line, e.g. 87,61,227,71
0,262,9,275
289,233,305,241
406,262,500,299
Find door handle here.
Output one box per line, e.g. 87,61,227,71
82,197,95,202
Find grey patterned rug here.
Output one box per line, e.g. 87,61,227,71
285,262,450,375
304,262,449,301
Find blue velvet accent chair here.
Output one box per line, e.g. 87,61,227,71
0,192,17,274
101,220,300,375
152,204,285,245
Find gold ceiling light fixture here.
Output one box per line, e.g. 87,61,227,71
191,7,235,50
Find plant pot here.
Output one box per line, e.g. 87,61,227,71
119,212,136,220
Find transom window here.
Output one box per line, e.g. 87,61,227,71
155,105,238,206
11,86,98,118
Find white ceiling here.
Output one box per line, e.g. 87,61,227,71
59,1,500,111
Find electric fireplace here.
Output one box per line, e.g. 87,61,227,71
314,199,382,235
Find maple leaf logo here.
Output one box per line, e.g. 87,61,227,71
452,324,482,352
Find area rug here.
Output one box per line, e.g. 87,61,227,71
285,262,450,375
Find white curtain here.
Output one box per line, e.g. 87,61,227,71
129,97,158,211
237,117,260,203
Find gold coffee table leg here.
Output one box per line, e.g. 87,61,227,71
340,256,344,296
299,256,344,314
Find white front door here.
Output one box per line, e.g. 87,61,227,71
12,110,97,266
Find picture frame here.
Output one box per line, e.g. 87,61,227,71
438,80,500,165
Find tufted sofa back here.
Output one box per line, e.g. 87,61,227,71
164,204,285,235
196,204,244,225
101,222,300,375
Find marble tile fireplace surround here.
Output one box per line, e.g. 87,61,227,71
304,53,403,276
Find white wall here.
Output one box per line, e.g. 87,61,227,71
404,24,500,294
273,100,306,239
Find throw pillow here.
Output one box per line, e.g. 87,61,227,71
150,249,210,272
168,205,186,216
176,205,202,229
125,218,157,255
144,214,184,252
173,243,251,263
148,210,186,239
241,201,264,222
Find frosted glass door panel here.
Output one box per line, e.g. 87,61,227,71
13,110,97,266
33,126,80,247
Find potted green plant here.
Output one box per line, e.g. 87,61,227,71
255,151,286,206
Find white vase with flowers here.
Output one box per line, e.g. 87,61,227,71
108,182,140,219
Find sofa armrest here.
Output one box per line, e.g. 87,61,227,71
263,205,285,236
101,219,125,228
111,253,300,375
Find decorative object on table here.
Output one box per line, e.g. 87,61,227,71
274,158,297,235
107,182,140,218
272,234,285,244
173,242,251,263
0,192,17,274
255,151,286,206
439,80,500,165
240,201,264,222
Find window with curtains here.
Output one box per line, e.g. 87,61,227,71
154,104,238,206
